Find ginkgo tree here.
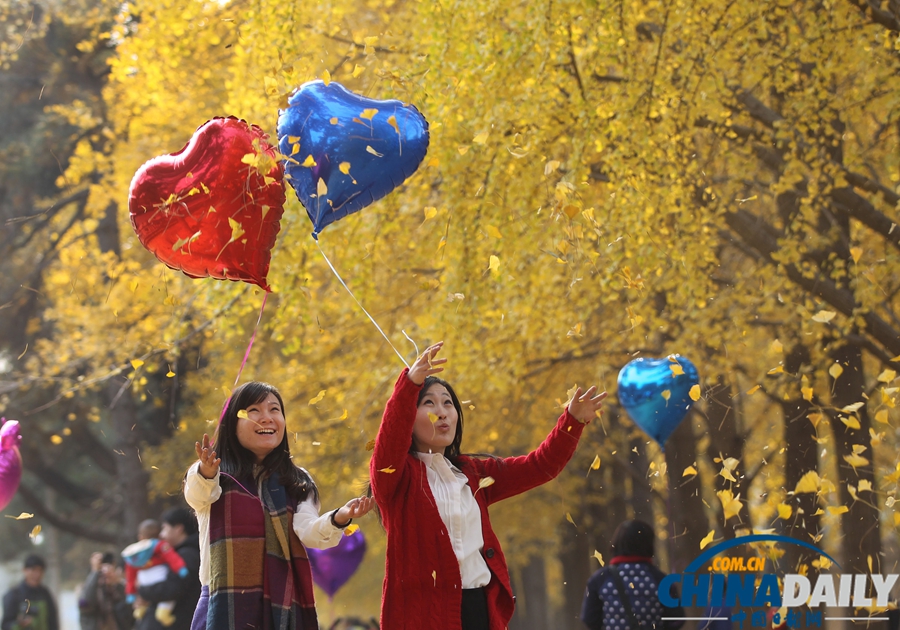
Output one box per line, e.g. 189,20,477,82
2,0,899,626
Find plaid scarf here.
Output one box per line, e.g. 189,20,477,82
207,472,318,630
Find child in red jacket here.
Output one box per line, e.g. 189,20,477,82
370,342,606,630
121,519,188,626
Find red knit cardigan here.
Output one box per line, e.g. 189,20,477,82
370,369,587,630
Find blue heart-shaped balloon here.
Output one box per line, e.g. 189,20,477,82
277,80,429,239
617,355,700,448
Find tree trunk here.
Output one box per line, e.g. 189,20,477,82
107,377,151,545
828,339,883,629
780,344,821,578
664,412,709,574
509,554,550,630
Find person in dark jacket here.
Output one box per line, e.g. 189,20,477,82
134,508,200,630
580,519,684,630
1,555,59,630
79,552,132,630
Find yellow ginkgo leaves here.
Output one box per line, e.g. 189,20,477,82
811,310,836,323
5,513,34,520
777,503,792,520
700,530,715,549
592,550,604,566
487,255,501,276
344,524,360,536
308,390,326,405
717,489,742,521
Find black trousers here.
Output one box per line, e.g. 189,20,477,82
461,588,490,630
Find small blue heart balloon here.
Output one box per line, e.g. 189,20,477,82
617,355,700,448
277,80,429,239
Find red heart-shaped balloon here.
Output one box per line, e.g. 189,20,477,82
129,117,285,291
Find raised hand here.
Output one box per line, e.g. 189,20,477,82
407,341,447,385
567,386,608,423
333,496,378,527
195,433,221,479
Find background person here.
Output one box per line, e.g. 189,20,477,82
1,555,59,630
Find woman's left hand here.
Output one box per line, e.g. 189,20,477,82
567,386,608,423
333,496,377,527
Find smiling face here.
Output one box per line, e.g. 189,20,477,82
235,392,286,463
412,383,459,455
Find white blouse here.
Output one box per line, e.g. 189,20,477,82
415,452,492,589
184,461,344,586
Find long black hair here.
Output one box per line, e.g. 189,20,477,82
415,376,465,465
212,381,318,504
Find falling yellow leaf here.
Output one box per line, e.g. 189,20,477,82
339,162,352,175
771,339,783,353
566,512,577,527
829,363,844,380
130,359,144,369
717,490,742,520
808,413,823,428
544,160,561,175
875,410,889,424
485,225,503,239
428,412,438,424
850,247,862,263
423,207,437,221
365,439,376,451
858,479,873,492
5,513,34,520
29,525,41,541
488,255,501,275
360,108,378,120
689,385,701,401
478,477,495,490
237,410,249,419
812,310,836,323
592,550,605,566
843,453,869,468
768,365,784,375
840,416,861,430
777,504,792,520
166,370,175,378
378,467,396,474
431,570,436,585
473,130,489,144
227,218,245,242
457,145,470,155
588,455,601,473
827,505,849,515
50,435,62,445
802,386,813,401
670,364,684,377
661,389,671,401
747,385,761,395
308,390,327,405
344,524,360,536
795,470,821,493
878,369,897,383
700,530,715,549
720,468,736,482
842,402,865,413
683,465,698,477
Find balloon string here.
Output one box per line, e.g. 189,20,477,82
315,240,410,368
217,291,269,426
233,291,269,386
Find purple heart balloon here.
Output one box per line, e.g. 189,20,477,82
307,529,366,599
0,419,23,512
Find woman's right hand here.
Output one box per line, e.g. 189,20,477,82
407,341,447,385
195,433,221,479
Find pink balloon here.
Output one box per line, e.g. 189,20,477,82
0,419,22,512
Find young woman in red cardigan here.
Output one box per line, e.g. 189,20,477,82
370,341,607,630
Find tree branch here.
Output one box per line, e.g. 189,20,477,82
16,483,119,543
